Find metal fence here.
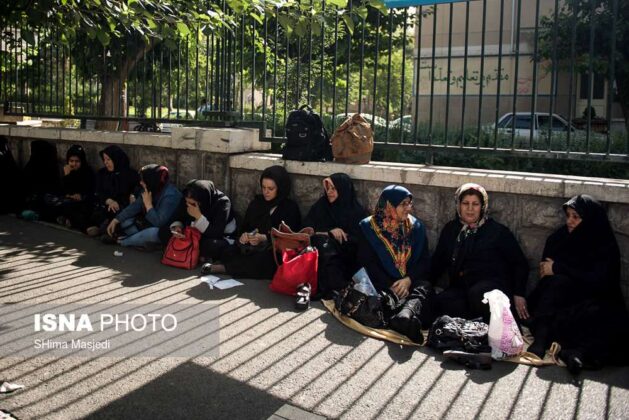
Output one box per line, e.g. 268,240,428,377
1,0,627,163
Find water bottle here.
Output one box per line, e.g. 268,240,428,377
352,267,378,296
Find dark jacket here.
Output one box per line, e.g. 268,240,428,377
430,218,529,297
95,145,139,209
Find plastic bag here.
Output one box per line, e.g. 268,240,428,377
482,289,524,360
352,267,378,296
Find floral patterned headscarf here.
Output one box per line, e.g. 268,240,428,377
360,185,425,278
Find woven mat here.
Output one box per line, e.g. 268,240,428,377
321,299,563,366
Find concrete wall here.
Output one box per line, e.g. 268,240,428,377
2,125,628,304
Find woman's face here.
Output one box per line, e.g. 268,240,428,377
323,178,338,204
102,153,114,172
565,207,582,233
459,193,482,225
395,197,413,222
261,178,278,202
67,156,81,170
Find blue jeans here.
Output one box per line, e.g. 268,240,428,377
119,219,160,248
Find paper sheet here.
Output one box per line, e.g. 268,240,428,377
200,275,243,290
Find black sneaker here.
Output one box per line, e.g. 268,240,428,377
100,234,118,245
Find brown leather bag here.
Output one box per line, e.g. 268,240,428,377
330,113,374,164
271,221,314,265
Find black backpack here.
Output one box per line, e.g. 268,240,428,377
282,105,332,162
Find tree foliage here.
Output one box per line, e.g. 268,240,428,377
538,0,629,134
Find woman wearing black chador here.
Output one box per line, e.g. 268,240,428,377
85,145,140,236
524,195,629,373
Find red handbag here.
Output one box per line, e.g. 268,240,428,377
161,227,201,270
270,247,319,296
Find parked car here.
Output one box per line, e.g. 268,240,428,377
390,115,412,133
487,112,595,141
158,109,196,133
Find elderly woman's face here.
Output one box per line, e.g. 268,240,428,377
459,193,482,225
565,207,582,233
395,197,413,221
323,178,338,204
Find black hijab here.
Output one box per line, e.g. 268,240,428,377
544,194,620,299
0,136,23,213
140,164,169,197
95,145,139,207
183,179,223,217
99,145,131,172
304,173,366,236
23,140,61,195
63,145,94,196
257,165,291,208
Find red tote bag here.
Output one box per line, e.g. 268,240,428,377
270,247,319,296
161,227,201,270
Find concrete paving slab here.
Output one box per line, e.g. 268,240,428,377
0,216,628,420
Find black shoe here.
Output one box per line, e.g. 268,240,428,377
443,350,493,370
200,263,213,275
295,283,311,311
559,349,584,375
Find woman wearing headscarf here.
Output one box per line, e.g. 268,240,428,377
202,165,301,279
304,173,368,295
20,140,62,219
357,185,431,297
524,195,629,372
44,145,95,228
0,136,23,214
159,179,237,260
105,164,182,248
430,183,529,322
85,145,140,236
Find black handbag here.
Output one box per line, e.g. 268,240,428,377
334,287,385,329
427,315,491,353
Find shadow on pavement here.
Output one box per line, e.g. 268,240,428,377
85,361,286,420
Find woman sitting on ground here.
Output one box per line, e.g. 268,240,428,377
430,183,528,323
105,164,182,248
357,185,432,299
524,195,629,372
303,173,367,297
160,180,237,261
46,145,95,229
20,140,62,220
85,145,139,236
202,165,301,279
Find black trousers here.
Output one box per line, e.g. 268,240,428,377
435,280,502,323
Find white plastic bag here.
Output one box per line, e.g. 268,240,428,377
482,289,524,360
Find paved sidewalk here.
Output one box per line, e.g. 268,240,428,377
0,216,627,420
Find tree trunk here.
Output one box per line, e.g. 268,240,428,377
95,76,127,131
94,41,154,131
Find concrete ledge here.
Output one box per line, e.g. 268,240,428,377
3,125,270,154
229,153,629,204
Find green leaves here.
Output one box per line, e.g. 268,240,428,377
176,22,191,37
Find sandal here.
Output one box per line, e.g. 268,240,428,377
443,350,492,370
295,283,311,311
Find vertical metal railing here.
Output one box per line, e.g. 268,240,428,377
0,0,626,162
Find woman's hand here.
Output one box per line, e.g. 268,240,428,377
239,232,250,244
141,189,153,211
390,277,412,299
247,233,267,246
105,198,120,213
63,164,72,176
106,219,120,237
539,258,554,278
186,200,202,220
514,295,529,320
329,228,348,244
